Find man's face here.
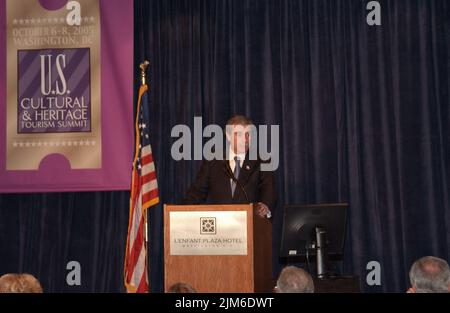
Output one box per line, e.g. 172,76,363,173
226,124,251,154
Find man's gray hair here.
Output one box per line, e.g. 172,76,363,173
409,256,450,293
276,266,314,293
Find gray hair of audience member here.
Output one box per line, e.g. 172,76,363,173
276,266,314,293
167,282,197,293
409,256,450,293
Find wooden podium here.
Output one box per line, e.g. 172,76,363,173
164,204,272,293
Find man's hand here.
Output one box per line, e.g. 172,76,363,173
256,202,271,218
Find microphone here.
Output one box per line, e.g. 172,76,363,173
222,162,249,203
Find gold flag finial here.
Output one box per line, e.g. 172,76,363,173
140,60,150,86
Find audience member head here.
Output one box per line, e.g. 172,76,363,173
409,256,450,293
0,273,43,293
276,266,314,293
167,282,197,293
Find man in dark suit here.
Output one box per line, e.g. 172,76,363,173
184,115,276,218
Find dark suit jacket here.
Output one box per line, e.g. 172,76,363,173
184,155,277,212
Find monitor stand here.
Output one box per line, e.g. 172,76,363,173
315,226,329,279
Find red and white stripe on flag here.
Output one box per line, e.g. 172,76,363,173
124,84,159,293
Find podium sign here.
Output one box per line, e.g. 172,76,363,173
170,211,247,255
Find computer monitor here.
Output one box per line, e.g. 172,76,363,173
279,203,348,260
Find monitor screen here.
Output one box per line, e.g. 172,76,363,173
279,203,348,258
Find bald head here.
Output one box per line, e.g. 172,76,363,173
409,256,450,293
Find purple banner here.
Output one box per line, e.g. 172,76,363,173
0,0,134,192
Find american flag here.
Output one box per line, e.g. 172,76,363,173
124,83,159,293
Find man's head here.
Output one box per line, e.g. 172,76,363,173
0,273,43,293
276,266,314,293
167,282,197,293
409,256,450,293
225,115,253,154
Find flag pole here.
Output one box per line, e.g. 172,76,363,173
139,60,150,283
